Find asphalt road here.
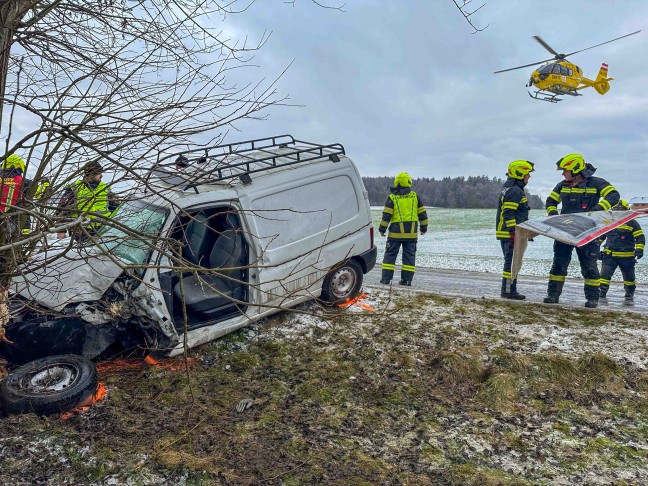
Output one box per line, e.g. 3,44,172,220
363,266,648,314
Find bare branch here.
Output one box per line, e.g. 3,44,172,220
451,0,488,34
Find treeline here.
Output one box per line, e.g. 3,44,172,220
363,176,544,209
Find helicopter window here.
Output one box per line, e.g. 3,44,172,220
539,65,553,75
567,68,573,76
552,64,562,74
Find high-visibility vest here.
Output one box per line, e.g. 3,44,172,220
71,180,111,223
35,181,50,199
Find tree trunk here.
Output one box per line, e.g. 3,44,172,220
1,1,34,334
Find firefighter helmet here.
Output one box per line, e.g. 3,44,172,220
507,160,535,180
556,154,586,174
2,154,26,172
393,172,412,188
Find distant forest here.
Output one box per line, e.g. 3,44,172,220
363,176,544,209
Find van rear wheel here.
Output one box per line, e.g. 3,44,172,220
320,260,363,305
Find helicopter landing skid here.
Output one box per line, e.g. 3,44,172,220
528,90,562,103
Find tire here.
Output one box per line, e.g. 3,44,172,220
320,259,363,305
0,354,98,415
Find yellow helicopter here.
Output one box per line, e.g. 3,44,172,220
494,31,641,103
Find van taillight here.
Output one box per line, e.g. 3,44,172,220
370,226,374,248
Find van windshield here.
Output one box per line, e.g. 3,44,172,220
98,200,167,266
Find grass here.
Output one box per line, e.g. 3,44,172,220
0,292,647,485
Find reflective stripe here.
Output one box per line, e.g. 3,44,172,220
549,191,561,202
496,231,511,238
618,225,633,231
598,199,612,210
584,279,600,287
549,274,566,282
624,280,636,286
502,271,512,279
546,206,557,214
379,221,389,228
505,219,516,227
388,232,419,239
561,187,597,194
609,251,635,258
402,264,416,272
417,206,426,214
383,207,394,215
637,244,645,250
382,263,396,270
633,229,644,237
502,202,519,209
600,185,615,197
600,278,611,285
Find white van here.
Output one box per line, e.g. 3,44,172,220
6,135,377,364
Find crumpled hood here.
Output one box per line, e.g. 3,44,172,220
12,247,125,311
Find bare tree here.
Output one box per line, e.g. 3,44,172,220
0,0,309,346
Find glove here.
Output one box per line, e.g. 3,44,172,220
636,250,644,260
508,233,516,249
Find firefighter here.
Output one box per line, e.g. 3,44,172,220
544,154,620,308
599,200,644,304
1,154,29,212
34,176,51,200
496,160,534,300
0,154,32,235
56,161,119,241
378,172,428,286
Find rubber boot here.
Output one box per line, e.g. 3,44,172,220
544,280,563,304
599,287,608,299
501,279,525,300
585,300,598,309
379,278,391,285
399,279,412,286
624,291,634,306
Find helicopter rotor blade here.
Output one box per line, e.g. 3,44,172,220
533,36,560,57
494,58,554,74
563,30,641,58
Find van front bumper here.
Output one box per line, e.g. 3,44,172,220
358,246,377,273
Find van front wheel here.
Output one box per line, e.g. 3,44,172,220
320,260,363,305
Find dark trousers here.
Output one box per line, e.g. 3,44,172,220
500,240,519,294
600,255,636,296
547,240,601,301
381,239,417,282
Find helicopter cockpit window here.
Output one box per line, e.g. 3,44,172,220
552,64,562,74
538,65,553,75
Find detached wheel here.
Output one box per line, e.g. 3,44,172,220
0,354,98,415
320,260,363,305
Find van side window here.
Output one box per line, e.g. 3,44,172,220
251,175,360,250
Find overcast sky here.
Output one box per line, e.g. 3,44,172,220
218,0,647,201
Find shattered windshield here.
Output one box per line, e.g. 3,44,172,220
98,200,167,267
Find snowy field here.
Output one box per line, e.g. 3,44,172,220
372,208,648,283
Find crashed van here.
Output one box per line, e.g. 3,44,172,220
1,135,376,410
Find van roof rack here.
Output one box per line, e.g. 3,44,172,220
152,135,345,191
